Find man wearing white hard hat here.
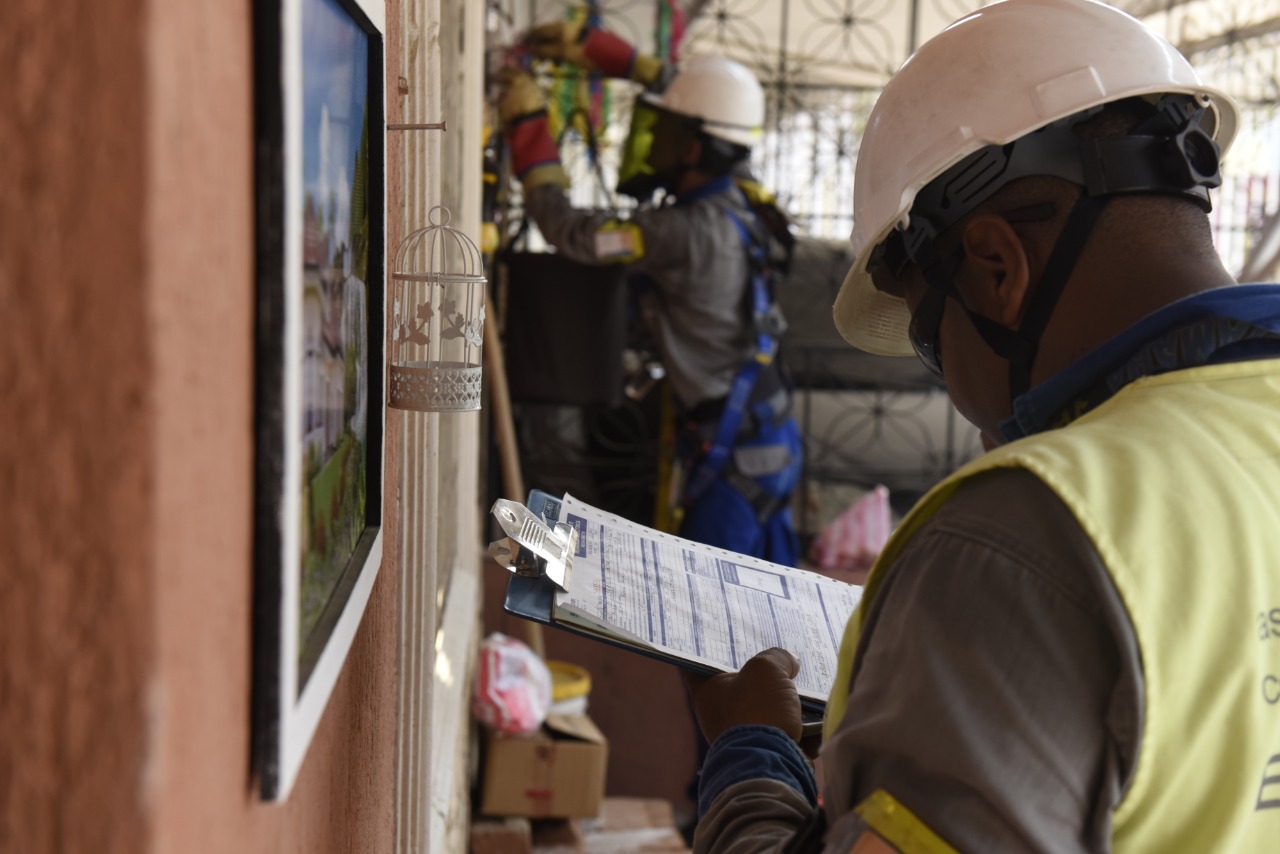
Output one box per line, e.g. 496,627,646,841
684,1,1280,851
498,22,803,567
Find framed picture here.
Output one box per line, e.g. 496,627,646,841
252,0,386,802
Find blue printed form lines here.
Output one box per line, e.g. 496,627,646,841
598,525,608,623
720,563,791,600
816,587,837,649
688,581,702,657
567,514,588,558
642,539,657,644
717,560,738,669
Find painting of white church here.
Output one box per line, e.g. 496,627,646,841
298,0,373,656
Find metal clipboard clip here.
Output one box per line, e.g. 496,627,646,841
487,499,577,592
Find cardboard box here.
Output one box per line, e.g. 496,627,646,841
480,714,608,819
470,817,532,854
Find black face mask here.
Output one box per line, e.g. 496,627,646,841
616,170,663,200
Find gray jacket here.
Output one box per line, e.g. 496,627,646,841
525,180,759,411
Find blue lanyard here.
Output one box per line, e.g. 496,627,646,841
684,207,777,503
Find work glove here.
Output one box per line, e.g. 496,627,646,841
525,19,663,87
496,67,547,128
495,68,569,191
683,647,804,745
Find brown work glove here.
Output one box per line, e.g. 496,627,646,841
684,647,804,745
496,67,547,129
494,68,568,191
525,19,663,86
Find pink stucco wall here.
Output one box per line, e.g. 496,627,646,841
1,0,402,850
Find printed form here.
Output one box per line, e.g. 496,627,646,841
554,494,863,702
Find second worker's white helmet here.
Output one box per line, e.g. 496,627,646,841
650,55,765,148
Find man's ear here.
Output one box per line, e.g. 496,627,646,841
956,214,1031,327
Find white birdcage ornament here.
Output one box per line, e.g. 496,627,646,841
388,206,486,412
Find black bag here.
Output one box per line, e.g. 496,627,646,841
497,107,634,406
500,248,628,406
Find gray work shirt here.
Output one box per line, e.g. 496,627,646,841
694,468,1144,853
525,182,757,410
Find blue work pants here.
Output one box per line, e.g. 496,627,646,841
678,416,802,567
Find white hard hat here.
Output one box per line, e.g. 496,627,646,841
834,0,1240,356
649,56,765,148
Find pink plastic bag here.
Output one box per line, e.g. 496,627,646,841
471,632,552,735
808,485,892,578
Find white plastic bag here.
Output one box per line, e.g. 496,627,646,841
471,632,552,735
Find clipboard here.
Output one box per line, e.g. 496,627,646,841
491,489,826,737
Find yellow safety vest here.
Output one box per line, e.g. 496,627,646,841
825,359,1280,851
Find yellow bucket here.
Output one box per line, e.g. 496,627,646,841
547,661,592,715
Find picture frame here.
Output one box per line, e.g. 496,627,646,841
252,0,386,802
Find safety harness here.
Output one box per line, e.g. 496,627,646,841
682,191,791,520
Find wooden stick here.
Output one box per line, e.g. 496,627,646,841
483,292,546,659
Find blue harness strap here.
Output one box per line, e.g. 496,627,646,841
684,207,778,504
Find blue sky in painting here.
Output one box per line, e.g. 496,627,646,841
301,0,369,243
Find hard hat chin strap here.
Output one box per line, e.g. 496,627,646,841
910,193,1108,396
901,93,1222,399
962,193,1109,398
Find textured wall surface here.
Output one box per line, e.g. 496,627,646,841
0,0,400,851
1,1,154,851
